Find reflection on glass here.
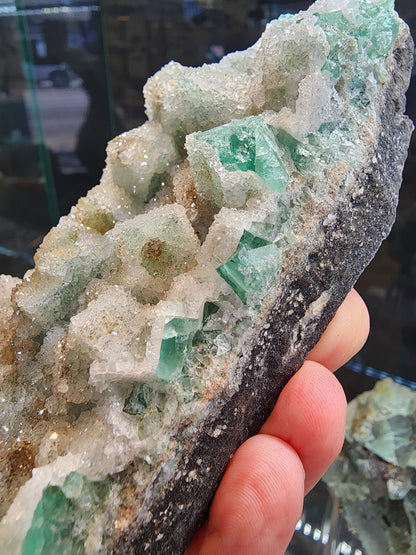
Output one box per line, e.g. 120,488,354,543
0,4,47,276
0,0,113,276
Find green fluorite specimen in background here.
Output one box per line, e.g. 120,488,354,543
346,378,416,468
324,380,416,555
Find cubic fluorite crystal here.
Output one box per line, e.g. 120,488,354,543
217,230,281,305
156,317,200,380
0,1,413,553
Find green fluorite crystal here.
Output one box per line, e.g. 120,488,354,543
202,301,220,324
315,0,400,100
13,218,116,330
198,116,289,193
22,486,83,555
346,378,416,469
124,383,166,415
22,473,110,555
156,317,200,380
217,230,281,305
274,128,314,173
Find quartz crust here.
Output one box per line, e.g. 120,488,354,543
0,1,413,553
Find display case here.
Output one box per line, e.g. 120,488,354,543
0,0,113,276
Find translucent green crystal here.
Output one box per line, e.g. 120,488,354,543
123,383,166,415
248,221,276,241
346,378,416,469
197,116,289,193
202,301,220,325
124,384,150,415
22,486,83,555
189,302,221,348
156,317,200,380
316,1,400,82
324,380,416,555
138,407,164,439
217,230,280,305
274,129,315,173
13,217,117,330
22,473,111,555
315,11,356,79
357,0,399,59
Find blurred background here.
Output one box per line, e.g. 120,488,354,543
0,1,415,552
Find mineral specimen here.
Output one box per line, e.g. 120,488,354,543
324,379,416,555
0,0,413,553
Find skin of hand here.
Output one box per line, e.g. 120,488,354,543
186,288,369,555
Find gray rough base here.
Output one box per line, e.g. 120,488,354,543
109,27,415,555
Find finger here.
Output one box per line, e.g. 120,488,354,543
261,361,347,493
186,435,304,555
306,288,369,371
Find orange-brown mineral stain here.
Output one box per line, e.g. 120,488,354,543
0,440,38,519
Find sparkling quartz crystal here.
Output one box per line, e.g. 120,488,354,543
0,1,413,553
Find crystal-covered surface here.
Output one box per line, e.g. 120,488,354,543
0,1,412,552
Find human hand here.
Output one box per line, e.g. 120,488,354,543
186,289,369,555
